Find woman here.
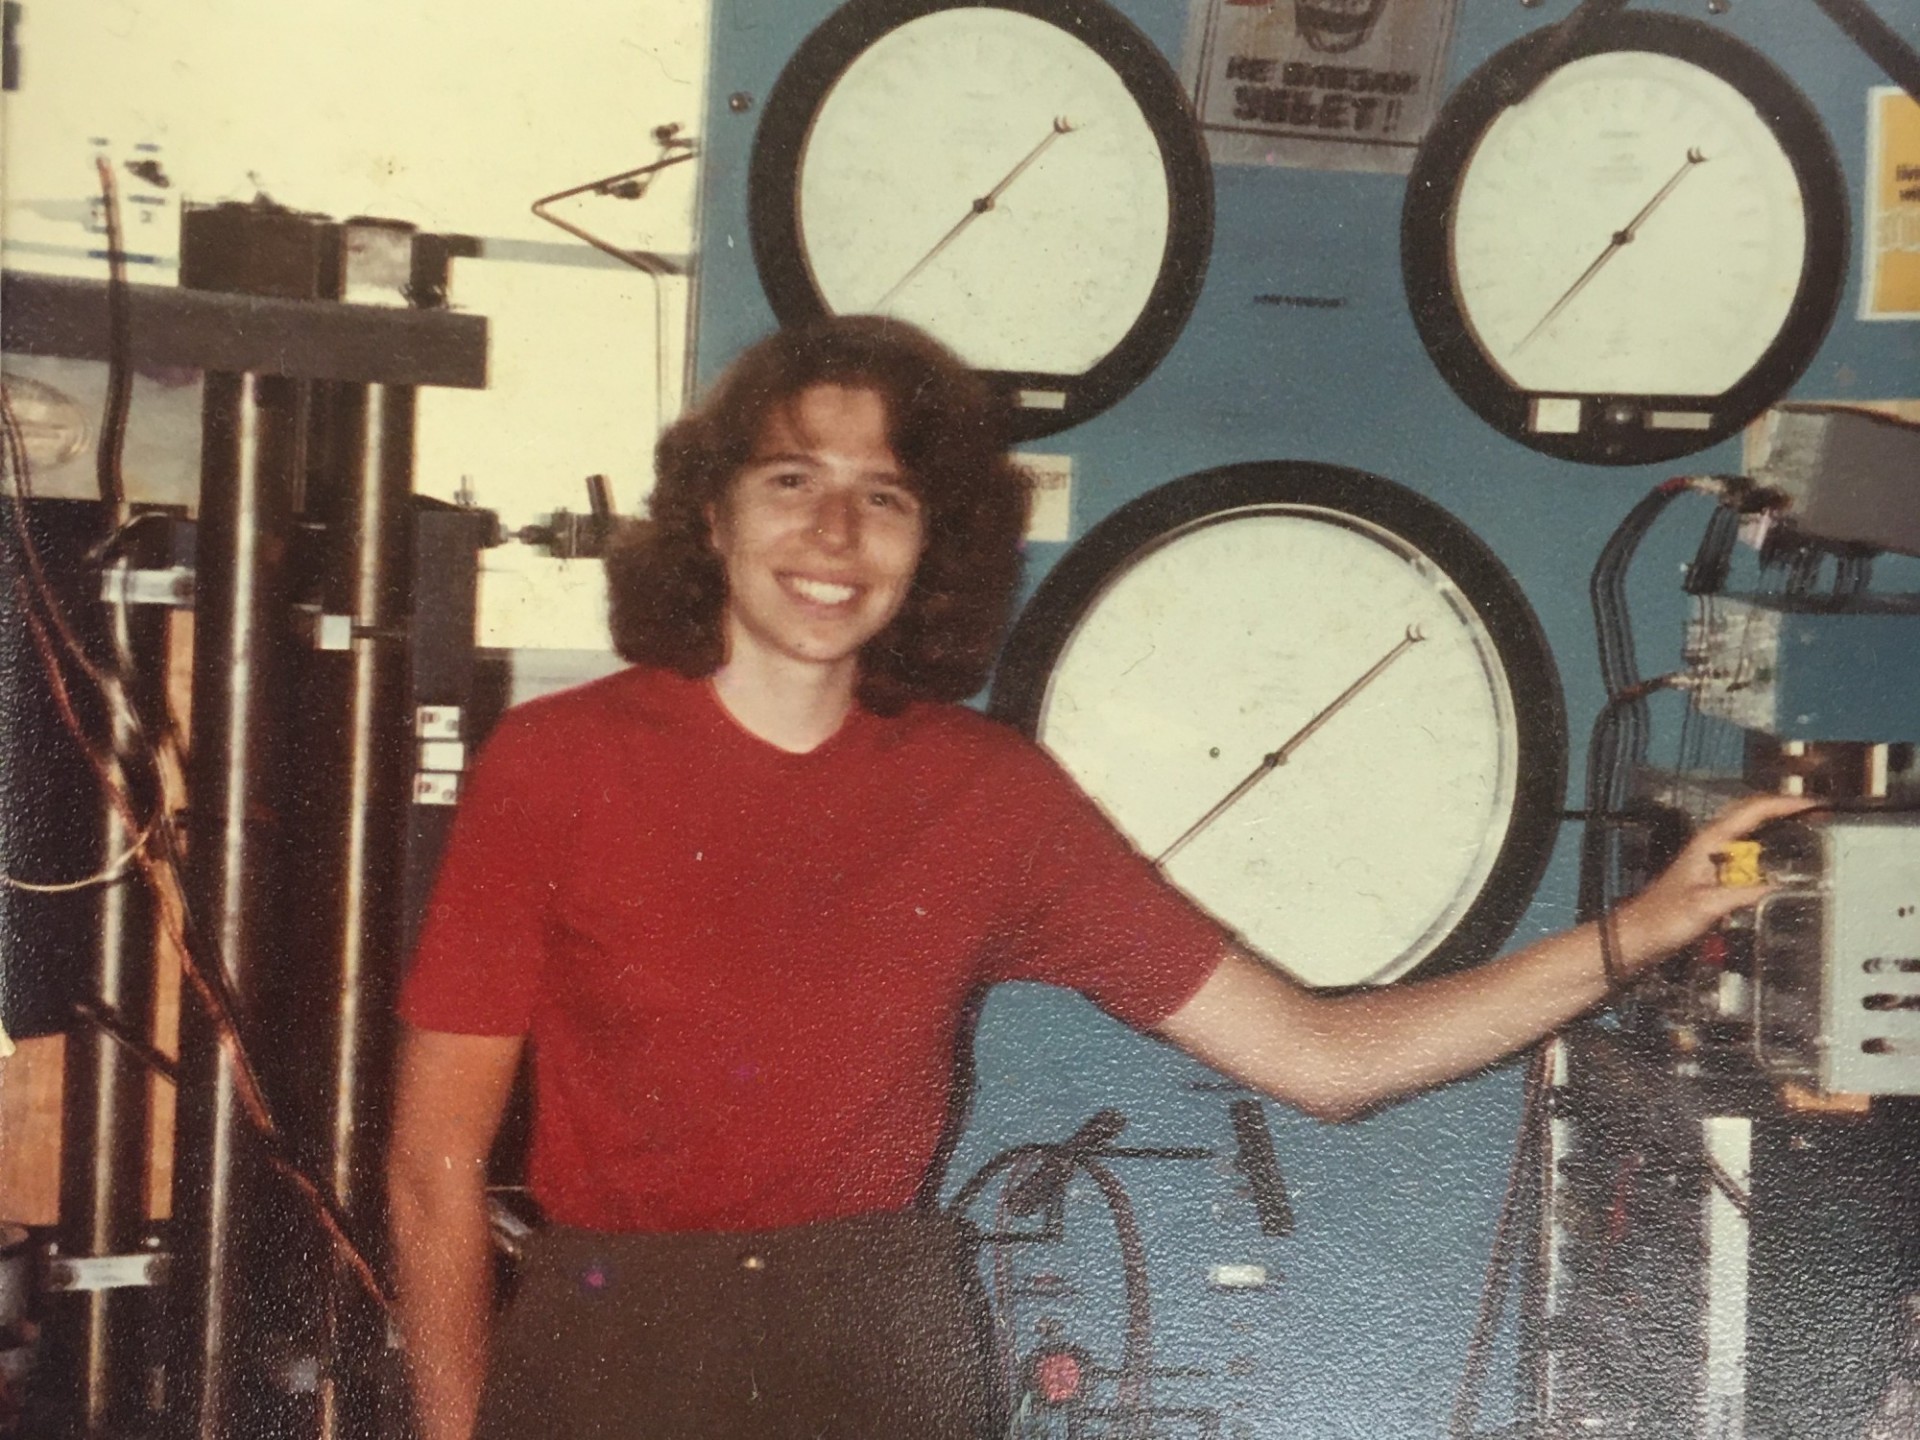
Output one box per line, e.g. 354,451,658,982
388,317,1800,1440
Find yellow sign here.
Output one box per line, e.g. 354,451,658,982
1864,86,1920,319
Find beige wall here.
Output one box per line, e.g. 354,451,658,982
1,1,710,1226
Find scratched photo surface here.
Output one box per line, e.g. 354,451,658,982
1,2,1917,1438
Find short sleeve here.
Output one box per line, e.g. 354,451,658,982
981,745,1232,1029
397,708,577,1034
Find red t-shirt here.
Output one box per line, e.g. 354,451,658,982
399,666,1230,1232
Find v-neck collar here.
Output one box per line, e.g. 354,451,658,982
696,674,875,764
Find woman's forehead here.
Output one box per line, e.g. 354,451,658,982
749,384,916,482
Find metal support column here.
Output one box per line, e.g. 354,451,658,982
48,530,171,1436
301,377,418,1439
170,369,304,1440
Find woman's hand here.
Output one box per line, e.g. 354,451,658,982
1608,793,1818,977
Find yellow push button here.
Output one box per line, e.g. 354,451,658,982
1715,840,1763,888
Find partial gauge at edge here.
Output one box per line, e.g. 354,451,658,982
748,0,1213,443
991,464,1567,988
1402,12,1847,466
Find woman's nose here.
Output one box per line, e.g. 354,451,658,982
811,492,858,549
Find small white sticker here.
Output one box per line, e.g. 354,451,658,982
1530,396,1582,434
419,739,467,773
416,706,463,740
312,613,353,651
1208,1263,1269,1290
1017,452,1073,544
1648,410,1713,431
414,773,460,806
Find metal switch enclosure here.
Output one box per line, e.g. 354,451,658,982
1755,815,1920,1095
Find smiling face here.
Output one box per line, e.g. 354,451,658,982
708,384,928,695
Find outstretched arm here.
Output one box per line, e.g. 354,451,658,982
388,1025,524,1440
1154,794,1810,1121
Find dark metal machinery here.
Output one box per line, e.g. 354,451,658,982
0,499,177,1434
2,206,488,1438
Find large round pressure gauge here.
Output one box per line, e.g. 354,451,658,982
992,464,1566,988
748,0,1214,441
1402,13,1846,466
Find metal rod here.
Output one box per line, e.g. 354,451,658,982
306,380,418,1439
47,522,169,1435
529,137,697,449
1154,626,1426,867
1806,0,1920,105
170,369,303,1440
1079,1159,1154,1420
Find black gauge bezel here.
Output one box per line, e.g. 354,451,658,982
748,0,1215,443
1401,12,1848,467
990,461,1568,985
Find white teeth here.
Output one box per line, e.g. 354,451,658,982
788,576,858,605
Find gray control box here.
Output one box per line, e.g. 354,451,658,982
1753,405,1920,558
1754,814,1920,1096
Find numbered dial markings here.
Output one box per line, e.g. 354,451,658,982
1402,14,1846,465
1454,51,1804,398
750,0,1213,441
800,9,1169,377
992,465,1567,989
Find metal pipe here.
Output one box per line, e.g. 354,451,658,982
49,548,168,1434
1807,0,1920,106
170,369,303,1440
305,380,417,1439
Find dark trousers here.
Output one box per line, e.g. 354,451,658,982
474,1210,1002,1439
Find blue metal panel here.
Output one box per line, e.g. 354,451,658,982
1693,596,1920,741
691,2,1918,1433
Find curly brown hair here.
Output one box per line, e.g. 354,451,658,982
607,317,1032,715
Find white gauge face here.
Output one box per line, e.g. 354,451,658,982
798,7,1171,377
1036,509,1520,989
1451,49,1807,398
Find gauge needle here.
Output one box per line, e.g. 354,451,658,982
872,117,1075,312
1515,147,1709,353
1153,626,1428,869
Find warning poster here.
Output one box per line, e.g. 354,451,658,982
1863,86,1920,320
1182,0,1459,173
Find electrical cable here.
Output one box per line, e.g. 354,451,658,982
1075,1157,1154,1419
1583,674,1689,987
1591,476,1689,701
1836,551,1874,604
952,1123,1159,1428
1580,476,1765,979
1783,541,1822,598
1580,480,1693,963
1448,1044,1554,1440
1512,476,1752,1435
1543,456,1831,1434
1,382,175,841
92,155,133,523
988,1151,1042,1399
1572,1033,1754,1220
1683,502,1741,600
0,825,153,893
